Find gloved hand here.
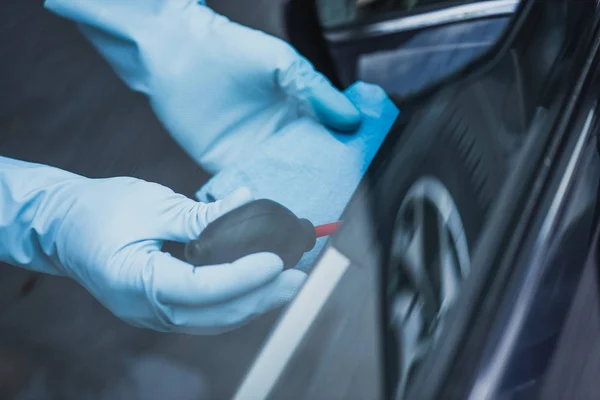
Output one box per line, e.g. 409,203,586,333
0,157,306,334
44,0,362,173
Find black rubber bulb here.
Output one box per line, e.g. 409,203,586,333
185,199,317,269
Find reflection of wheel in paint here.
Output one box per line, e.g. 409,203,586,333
389,177,470,399
376,88,509,399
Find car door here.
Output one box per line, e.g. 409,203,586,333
234,0,600,399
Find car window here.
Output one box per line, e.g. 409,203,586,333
317,0,485,29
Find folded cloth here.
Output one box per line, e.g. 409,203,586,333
196,82,399,271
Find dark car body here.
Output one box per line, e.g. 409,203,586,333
234,1,600,399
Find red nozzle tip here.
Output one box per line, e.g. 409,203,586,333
314,221,342,238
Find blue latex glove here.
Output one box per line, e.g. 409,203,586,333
0,157,306,334
44,0,362,173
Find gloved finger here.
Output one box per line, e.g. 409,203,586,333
200,187,254,225
175,268,307,335
150,252,284,307
278,56,362,132
157,187,253,242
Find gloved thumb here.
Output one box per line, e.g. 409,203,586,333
278,56,362,132
142,251,307,334
198,268,308,334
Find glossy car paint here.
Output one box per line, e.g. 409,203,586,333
241,1,600,399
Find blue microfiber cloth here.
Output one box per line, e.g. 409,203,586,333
196,82,399,271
